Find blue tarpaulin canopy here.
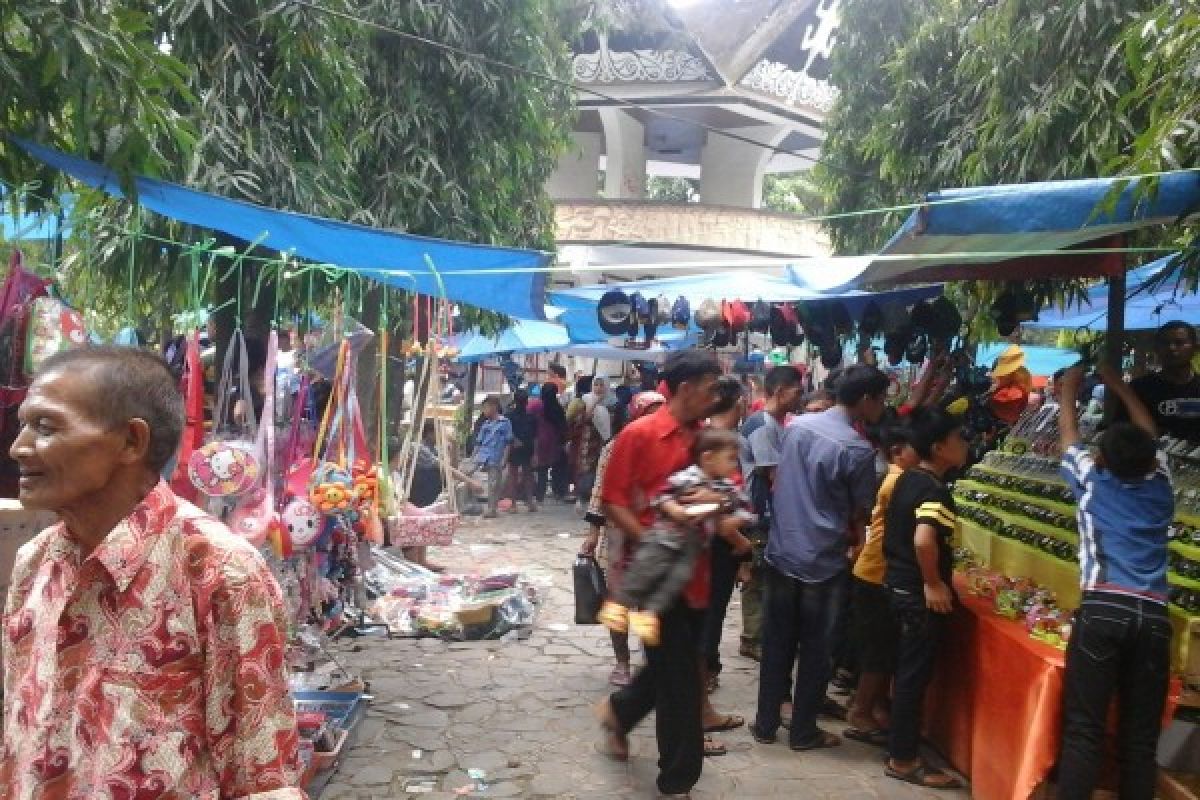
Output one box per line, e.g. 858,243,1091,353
975,343,1079,377
454,319,570,362
15,139,549,320
549,271,943,343
1024,254,1200,331
857,171,1200,287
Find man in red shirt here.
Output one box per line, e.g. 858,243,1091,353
594,349,722,798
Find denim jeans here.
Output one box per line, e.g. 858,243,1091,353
887,587,945,762
1057,592,1172,800
754,566,848,746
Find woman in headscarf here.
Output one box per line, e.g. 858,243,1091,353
566,376,612,513
530,382,569,504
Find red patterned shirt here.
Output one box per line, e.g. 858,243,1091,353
1,481,305,800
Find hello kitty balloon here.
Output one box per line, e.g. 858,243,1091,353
188,440,261,496
282,496,323,549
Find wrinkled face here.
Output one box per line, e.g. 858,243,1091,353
677,374,720,423
10,369,131,512
1157,326,1197,371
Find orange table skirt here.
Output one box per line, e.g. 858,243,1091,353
927,574,1180,800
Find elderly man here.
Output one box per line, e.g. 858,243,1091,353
2,347,304,799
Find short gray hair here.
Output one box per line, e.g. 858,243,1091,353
36,346,185,473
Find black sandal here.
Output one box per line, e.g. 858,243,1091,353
885,762,963,789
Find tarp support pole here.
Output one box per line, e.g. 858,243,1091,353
1104,269,1127,422
464,362,479,432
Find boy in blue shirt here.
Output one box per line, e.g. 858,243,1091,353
1057,364,1175,800
473,396,513,518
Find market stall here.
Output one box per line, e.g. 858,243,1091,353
1,141,573,793
850,171,1200,798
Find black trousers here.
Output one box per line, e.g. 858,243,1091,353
1057,592,1171,800
702,537,740,674
754,567,848,746
535,452,570,501
888,587,945,762
610,603,704,795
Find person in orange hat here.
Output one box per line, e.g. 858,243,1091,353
988,345,1032,425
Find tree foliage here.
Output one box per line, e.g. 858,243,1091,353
814,0,1199,333
1,0,577,339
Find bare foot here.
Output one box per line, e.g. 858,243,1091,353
593,699,629,762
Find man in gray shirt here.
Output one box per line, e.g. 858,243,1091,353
737,366,805,658
751,365,888,751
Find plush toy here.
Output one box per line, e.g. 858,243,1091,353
282,496,323,548
351,460,379,507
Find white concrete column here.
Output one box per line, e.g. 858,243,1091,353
546,131,603,200
598,108,646,199
699,124,789,209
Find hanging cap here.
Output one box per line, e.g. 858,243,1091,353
597,289,633,336
991,344,1027,377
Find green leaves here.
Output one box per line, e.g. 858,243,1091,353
3,0,575,339
815,0,1200,313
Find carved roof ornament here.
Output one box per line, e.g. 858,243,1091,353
570,0,840,115
738,0,841,113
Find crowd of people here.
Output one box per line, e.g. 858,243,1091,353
553,330,1186,800
2,319,1190,798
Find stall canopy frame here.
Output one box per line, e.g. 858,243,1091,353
855,171,1200,288
14,139,550,321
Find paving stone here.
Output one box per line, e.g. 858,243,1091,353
346,763,397,786
528,771,575,796
332,504,968,800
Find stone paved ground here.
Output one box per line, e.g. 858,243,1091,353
318,502,970,799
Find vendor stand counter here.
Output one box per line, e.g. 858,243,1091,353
931,450,1199,800
928,569,1182,800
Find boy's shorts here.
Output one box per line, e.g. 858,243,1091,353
853,576,898,673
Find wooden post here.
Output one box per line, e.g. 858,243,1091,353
1104,270,1127,422
464,361,479,424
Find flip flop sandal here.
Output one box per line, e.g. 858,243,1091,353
789,731,841,751
703,714,744,733
885,763,963,790
703,736,727,757
843,727,889,747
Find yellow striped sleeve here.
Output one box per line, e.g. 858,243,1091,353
915,501,956,529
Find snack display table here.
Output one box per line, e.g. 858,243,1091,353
930,551,1183,800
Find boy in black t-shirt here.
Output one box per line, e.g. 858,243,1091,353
882,408,969,790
